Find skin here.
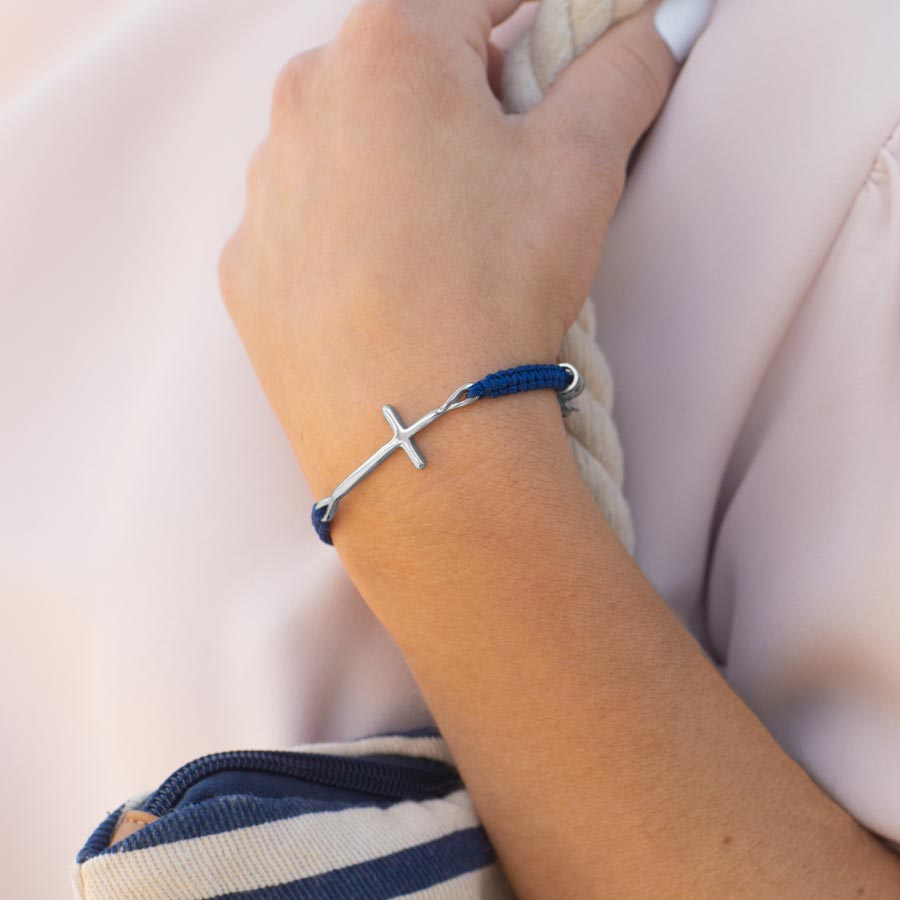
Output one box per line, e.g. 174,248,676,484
218,0,900,896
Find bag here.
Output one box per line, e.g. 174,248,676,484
73,728,514,899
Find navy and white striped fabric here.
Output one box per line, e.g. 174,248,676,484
73,730,513,899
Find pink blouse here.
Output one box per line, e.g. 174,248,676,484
1,1,898,896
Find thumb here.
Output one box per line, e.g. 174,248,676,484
527,0,711,165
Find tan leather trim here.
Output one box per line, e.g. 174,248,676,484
109,809,159,847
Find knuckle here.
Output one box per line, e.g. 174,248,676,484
606,43,669,110
530,109,618,185
562,140,624,216
569,132,621,192
524,125,623,231
217,231,245,312
339,0,436,57
564,117,610,163
271,60,299,114
271,52,315,119
341,0,409,43
244,141,267,197
336,0,458,117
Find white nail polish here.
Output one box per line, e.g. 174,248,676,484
654,0,712,63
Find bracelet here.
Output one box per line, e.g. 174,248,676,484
311,362,585,545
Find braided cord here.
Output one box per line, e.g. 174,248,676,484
311,364,574,545
466,364,573,399
311,506,334,545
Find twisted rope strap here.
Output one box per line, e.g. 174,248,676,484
502,0,649,552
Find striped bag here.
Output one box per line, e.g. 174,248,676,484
73,729,513,899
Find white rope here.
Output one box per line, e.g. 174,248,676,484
503,0,650,114
502,0,650,553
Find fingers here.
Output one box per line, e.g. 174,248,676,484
444,0,534,99
438,0,531,66
527,0,711,165
359,0,528,42
336,0,530,97
449,0,531,31
491,1,539,51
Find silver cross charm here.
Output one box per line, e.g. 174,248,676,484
313,363,585,530
313,383,479,524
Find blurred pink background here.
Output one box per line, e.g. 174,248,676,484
3,3,899,899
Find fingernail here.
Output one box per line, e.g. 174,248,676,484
654,0,712,63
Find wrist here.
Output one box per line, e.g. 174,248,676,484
316,374,592,599
294,339,565,502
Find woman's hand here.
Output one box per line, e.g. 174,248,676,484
218,0,677,504
215,4,900,896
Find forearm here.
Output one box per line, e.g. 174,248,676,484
219,0,900,891
321,391,900,899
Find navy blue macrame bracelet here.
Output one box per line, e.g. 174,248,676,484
466,363,574,399
311,362,584,545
